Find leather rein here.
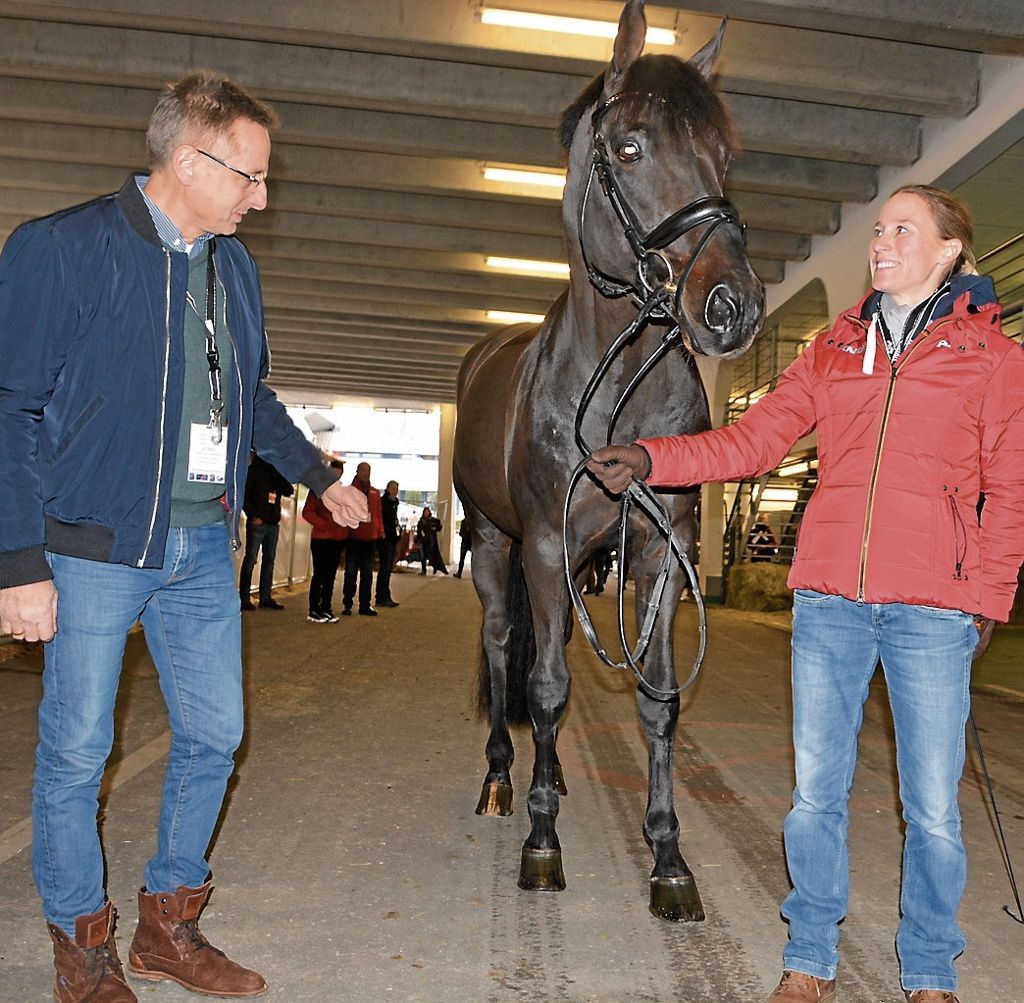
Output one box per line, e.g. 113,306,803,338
563,91,744,701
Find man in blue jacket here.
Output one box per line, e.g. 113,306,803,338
0,71,368,1002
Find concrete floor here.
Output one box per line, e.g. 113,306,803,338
1,565,1023,1002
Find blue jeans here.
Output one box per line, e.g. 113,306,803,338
33,523,244,935
782,591,974,992
238,520,280,603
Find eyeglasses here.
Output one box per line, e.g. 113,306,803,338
196,149,267,187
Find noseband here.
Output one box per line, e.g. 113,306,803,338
580,91,743,305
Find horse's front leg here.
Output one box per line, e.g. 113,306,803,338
632,544,705,922
517,542,571,892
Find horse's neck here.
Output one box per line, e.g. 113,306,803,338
517,284,703,448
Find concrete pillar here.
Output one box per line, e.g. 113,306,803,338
437,403,457,562
693,354,735,599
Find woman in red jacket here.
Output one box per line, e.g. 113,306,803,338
302,459,349,623
589,186,1024,1003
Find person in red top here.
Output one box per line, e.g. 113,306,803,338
588,186,1024,1003
341,462,384,616
301,459,349,623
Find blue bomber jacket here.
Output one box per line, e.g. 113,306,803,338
0,177,336,588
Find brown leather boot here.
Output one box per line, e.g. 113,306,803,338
905,992,961,1002
127,882,267,997
48,901,137,1003
768,970,837,1001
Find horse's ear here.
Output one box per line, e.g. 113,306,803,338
689,19,727,80
605,0,647,98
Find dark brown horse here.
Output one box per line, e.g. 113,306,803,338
453,0,764,921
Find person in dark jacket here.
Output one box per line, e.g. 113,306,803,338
375,480,401,607
238,452,294,610
588,186,1024,1003
416,507,448,576
453,513,472,578
342,462,384,616
0,71,368,1003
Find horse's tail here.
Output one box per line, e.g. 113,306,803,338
476,539,534,725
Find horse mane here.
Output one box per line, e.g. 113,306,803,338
558,53,737,160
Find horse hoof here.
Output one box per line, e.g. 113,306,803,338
518,847,566,891
553,763,568,797
649,875,705,922
475,782,513,816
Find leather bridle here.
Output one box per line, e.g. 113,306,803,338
579,91,743,309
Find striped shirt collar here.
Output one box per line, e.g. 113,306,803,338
134,174,213,259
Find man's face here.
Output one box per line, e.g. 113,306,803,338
356,463,371,485
387,481,399,497
185,118,270,238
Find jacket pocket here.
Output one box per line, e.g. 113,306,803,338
47,395,107,465
945,486,968,581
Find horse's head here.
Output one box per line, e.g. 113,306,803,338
560,0,764,359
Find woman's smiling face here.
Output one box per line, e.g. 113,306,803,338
869,191,962,306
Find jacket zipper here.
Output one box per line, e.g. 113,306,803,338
856,315,957,599
219,266,246,551
948,490,968,580
138,249,173,566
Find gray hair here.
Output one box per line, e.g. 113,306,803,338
146,70,278,167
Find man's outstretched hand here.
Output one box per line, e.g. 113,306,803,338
321,481,370,528
586,444,651,494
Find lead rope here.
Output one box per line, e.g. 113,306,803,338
561,286,707,702
967,710,1024,923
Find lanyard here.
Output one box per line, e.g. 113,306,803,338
185,245,225,443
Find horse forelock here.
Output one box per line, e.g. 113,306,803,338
558,54,736,165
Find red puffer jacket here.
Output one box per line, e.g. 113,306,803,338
640,276,1024,621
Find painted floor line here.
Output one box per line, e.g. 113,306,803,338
0,730,170,865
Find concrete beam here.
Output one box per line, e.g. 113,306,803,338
0,17,927,161
263,313,490,344
0,75,564,166
260,276,555,317
0,3,983,114
259,260,565,302
656,0,1024,56
0,114,881,215
268,332,472,361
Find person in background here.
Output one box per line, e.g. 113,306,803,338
416,506,448,576
342,462,384,616
583,547,613,595
747,520,779,563
453,513,472,578
587,185,1024,1003
238,452,294,610
375,480,401,608
302,458,348,624
0,71,368,1002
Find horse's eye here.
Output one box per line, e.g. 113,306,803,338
616,140,642,163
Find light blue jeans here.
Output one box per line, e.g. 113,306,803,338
782,590,974,993
33,523,244,935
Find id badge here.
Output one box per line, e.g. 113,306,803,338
187,422,228,483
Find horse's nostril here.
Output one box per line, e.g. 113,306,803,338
703,284,739,332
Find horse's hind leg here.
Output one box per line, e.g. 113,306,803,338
471,520,516,816
632,548,705,922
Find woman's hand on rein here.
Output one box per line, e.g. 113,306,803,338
586,444,652,494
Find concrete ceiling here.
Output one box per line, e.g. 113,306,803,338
0,0,1022,406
